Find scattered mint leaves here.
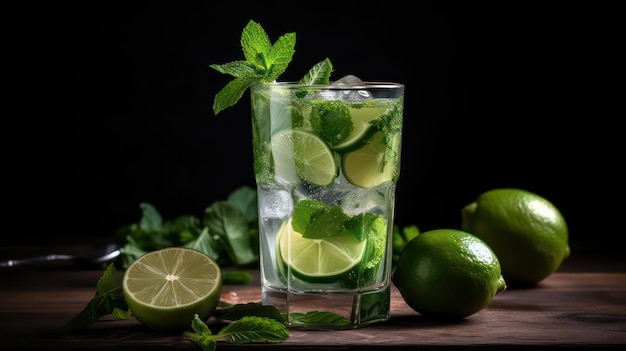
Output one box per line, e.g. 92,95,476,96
183,314,290,351
210,20,296,115
116,186,259,269
63,263,130,331
213,302,285,323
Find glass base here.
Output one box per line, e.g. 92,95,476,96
262,285,390,329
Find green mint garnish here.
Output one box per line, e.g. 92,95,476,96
210,20,295,115
310,100,353,147
210,20,335,115
292,199,350,240
298,57,334,85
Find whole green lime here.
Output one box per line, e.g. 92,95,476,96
461,188,570,286
392,229,506,320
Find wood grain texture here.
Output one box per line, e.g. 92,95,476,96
1,259,625,350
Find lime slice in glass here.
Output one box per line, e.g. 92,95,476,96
332,107,386,153
271,129,337,186
342,132,398,188
277,218,366,283
122,247,222,331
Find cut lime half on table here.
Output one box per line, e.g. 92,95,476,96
122,247,222,331
342,132,398,188
277,218,366,283
271,129,337,186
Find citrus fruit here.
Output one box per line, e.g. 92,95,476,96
270,129,337,186
332,106,385,153
392,229,507,320
122,247,222,331
461,188,570,286
277,218,366,283
342,132,398,188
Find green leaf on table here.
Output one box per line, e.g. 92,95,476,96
183,314,289,350
184,227,221,261
204,201,258,266
288,311,352,327
227,186,258,225
218,316,290,344
63,263,129,331
213,302,285,322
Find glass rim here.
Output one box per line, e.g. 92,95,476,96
253,81,404,89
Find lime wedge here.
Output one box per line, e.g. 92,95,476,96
271,129,337,186
332,107,386,153
122,247,222,331
277,218,366,283
342,132,398,188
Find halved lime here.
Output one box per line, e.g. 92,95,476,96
332,107,386,153
271,129,337,186
122,247,222,331
277,218,366,283
342,132,399,188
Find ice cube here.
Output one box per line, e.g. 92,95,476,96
257,184,294,219
332,75,365,85
331,75,372,101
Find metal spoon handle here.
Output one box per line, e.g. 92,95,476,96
0,254,75,268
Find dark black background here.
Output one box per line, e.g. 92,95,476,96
6,2,621,254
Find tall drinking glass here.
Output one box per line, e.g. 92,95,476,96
251,80,404,329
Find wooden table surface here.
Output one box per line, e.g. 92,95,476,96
1,241,625,350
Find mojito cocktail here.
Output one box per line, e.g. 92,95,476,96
252,80,404,328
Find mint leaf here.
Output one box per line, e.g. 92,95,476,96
217,316,290,344
204,201,258,266
211,20,296,115
292,199,349,239
183,314,217,351
310,100,353,147
299,58,333,85
227,186,258,225
213,77,258,115
265,32,296,81
63,263,130,331
213,302,285,322
184,314,289,349
209,61,262,79
240,20,272,68
184,227,221,261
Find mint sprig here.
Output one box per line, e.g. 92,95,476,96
210,20,295,115
210,20,334,115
